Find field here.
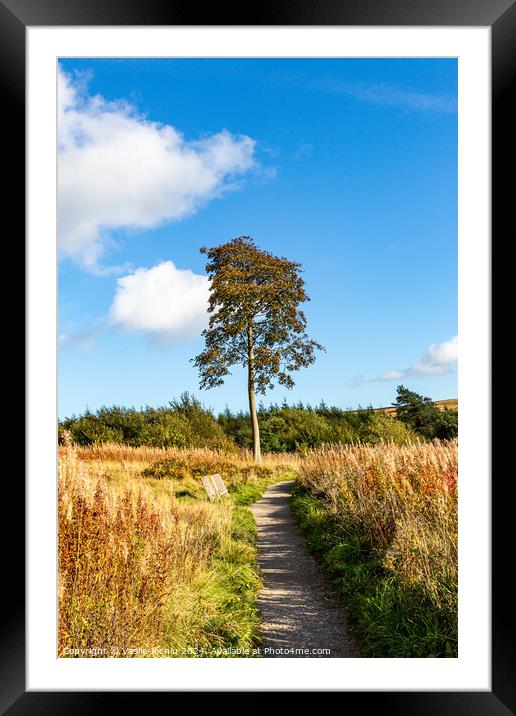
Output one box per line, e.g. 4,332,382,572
58,442,297,657
58,439,457,658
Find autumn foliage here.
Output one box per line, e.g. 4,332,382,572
194,237,324,461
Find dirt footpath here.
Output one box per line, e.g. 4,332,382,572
250,480,359,658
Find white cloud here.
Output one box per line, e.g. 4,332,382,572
294,142,313,160
377,369,406,381
58,67,256,270
109,261,209,345
412,335,458,374
346,374,365,388
343,82,457,115
377,336,458,381
278,76,457,115
58,324,101,352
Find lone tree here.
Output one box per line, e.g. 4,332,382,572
193,236,324,462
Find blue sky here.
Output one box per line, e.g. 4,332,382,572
58,58,457,419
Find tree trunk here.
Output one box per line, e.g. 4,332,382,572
247,325,262,463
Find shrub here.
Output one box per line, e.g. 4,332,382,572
360,413,420,445
60,392,457,453
59,395,237,451
142,456,240,481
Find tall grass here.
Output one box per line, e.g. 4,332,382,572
292,440,458,657
75,443,300,476
58,443,292,657
59,439,457,658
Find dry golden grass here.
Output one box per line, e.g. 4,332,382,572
297,440,458,610
58,443,236,656
58,443,296,657
75,442,301,469
59,439,457,658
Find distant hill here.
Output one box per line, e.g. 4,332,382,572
351,399,458,416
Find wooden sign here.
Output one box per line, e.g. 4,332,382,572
201,473,228,501
211,473,228,497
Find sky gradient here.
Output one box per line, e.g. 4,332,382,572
58,58,457,418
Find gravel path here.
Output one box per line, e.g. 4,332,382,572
250,480,359,658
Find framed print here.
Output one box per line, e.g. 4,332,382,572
3,0,510,709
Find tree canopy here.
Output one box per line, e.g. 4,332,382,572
393,385,458,440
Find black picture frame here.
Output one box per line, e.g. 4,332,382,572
5,0,508,710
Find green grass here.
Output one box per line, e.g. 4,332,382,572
290,486,458,658
171,474,292,657
198,506,261,657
